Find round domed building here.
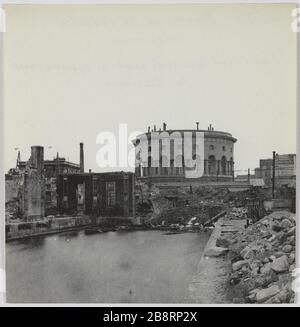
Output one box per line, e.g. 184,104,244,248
133,123,237,183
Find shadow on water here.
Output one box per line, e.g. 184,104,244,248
13,236,46,251
58,231,79,239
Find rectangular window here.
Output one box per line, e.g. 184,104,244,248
124,178,129,194
106,181,116,207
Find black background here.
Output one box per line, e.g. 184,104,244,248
0,307,298,326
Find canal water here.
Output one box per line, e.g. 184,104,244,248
6,230,210,303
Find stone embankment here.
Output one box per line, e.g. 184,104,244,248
226,210,296,304
186,208,296,304
185,214,245,303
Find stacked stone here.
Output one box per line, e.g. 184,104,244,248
225,211,296,304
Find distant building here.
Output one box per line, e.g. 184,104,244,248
234,174,265,187
255,154,296,188
6,143,135,221
132,123,237,183
6,143,84,220
17,154,81,177
56,172,135,219
254,159,273,186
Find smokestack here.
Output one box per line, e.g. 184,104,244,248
16,151,21,169
196,122,199,130
30,146,44,173
80,142,84,173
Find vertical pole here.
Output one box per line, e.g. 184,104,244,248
132,173,136,220
80,142,84,173
272,151,276,198
247,168,250,184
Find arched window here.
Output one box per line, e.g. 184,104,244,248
221,156,227,175
208,155,216,175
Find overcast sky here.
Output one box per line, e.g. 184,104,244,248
4,4,297,174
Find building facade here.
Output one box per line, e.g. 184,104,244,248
6,144,84,220
5,146,46,221
17,155,81,177
133,124,237,182
57,172,135,218
255,154,296,188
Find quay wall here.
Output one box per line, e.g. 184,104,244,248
6,215,135,241
6,216,92,241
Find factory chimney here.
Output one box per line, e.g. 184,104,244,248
30,146,44,173
80,142,84,173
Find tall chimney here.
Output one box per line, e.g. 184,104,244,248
80,142,84,173
30,146,44,173
196,122,199,130
16,151,21,169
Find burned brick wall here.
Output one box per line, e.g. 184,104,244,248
96,175,125,217
5,146,46,221
5,174,24,221
57,172,135,218
57,174,93,215
23,170,45,221
45,177,58,216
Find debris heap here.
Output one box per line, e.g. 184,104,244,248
226,210,296,303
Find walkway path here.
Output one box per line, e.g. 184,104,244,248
184,216,246,303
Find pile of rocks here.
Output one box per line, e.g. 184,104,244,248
227,207,247,220
225,211,296,303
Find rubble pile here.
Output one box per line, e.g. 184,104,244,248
226,211,296,303
227,207,247,220
195,186,229,200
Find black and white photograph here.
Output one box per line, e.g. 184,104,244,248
0,1,298,307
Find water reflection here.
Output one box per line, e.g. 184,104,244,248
11,236,46,251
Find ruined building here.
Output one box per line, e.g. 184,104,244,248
6,144,83,220
56,171,135,219
133,123,237,183
5,146,46,221
17,153,81,177
6,143,135,222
